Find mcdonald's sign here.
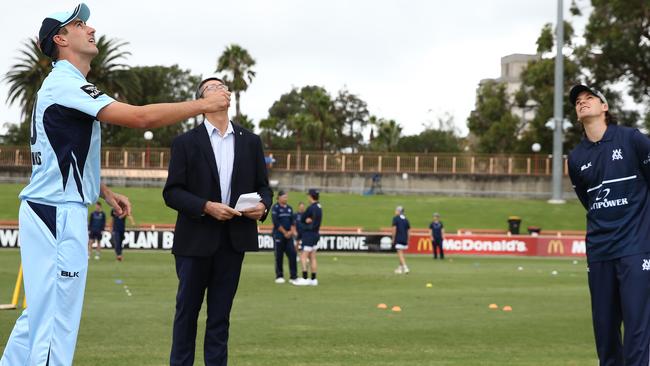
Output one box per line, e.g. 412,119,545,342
417,238,432,252
547,240,564,254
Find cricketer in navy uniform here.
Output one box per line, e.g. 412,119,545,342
294,189,322,286
1,4,230,365
568,84,650,366
272,190,298,283
392,207,410,274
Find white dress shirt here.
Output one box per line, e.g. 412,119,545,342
204,120,235,205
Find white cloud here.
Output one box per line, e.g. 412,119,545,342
0,0,573,137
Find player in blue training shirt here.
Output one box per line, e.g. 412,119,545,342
294,189,322,286
429,212,445,260
392,206,410,274
0,4,230,366
271,190,298,284
567,84,650,366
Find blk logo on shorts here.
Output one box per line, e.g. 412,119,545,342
61,270,80,278
642,259,650,271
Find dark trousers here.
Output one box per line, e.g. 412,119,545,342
112,230,124,256
274,234,297,279
588,252,650,366
432,237,444,259
170,240,245,366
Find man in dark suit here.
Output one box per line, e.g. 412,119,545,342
163,76,272,366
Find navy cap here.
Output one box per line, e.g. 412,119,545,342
308,189,319,199
39,3,91,58
569,85,608,106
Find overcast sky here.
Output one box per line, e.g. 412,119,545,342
0,0,578,137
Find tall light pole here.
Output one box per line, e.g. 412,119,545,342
549,0,566,204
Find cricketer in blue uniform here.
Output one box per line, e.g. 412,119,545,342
568,84,650,366
392,207,411,274
1,3,231,365
271,190,297,282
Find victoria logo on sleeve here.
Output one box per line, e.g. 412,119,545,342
612,149,623,161
80,84,104,99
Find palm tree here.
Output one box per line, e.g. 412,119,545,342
216,44,256,123
4,36,135,127
4,38,51,122
376,119,402,152
87,36,138,102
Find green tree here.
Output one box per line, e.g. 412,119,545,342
517,17,640,154
575,0,650,103
396,114,462,153
333,88,369,151
467,80,520,153
4,38,50,123
216,44,256,125
265,86,338,152
372,119,402,152
3,36,134,145
102,65,200,147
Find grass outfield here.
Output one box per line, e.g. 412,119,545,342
0,183,585,231
0,250,596,365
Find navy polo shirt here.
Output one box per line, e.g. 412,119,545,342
301,202,322,238
88,210,105,232
271,203,294,235
429,221,444,240
392,214,410,245
568,124,650,262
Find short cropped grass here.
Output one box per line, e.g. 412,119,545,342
0,183,585,232
0,250,596,365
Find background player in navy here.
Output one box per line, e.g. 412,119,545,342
392,206,411,274
293,202,306,261
568,84,650,365
294,189,322,286
1,4,230,365
88,201,105,260
429,212,445,260
272,190,298,284
111,207,133,262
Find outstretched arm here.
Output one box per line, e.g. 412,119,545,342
97,90,230,129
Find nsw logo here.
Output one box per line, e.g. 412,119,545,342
80,84,104,99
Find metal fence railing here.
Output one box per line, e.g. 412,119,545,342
0,147,568,176
265,151,567,176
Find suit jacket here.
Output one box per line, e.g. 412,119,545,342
163,122,272,256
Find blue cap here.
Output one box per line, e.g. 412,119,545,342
39,3,91,58
308,189,319,199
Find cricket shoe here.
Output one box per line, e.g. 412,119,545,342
291,278,310,286
309,279,319,286
274,277,286,284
